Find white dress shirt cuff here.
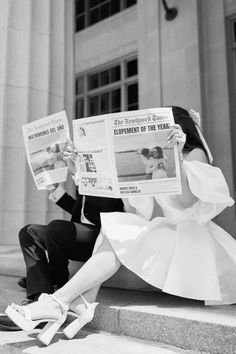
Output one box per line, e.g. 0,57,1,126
49,185,66,203
71,171,79,186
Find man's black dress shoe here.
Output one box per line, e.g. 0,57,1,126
0,314,22,331
17,277,26,289
1,311,46,331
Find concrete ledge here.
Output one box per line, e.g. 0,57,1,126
69,260,157,291
0,247,24,277
88,289,236,354
0,246,157,291
0,287,235,354
0,328,203,354
1,247,236,354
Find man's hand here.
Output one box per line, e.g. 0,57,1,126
46,183,59,191
63,139,78,175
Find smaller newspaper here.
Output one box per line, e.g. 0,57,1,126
22,111,70,190
73,107,182,198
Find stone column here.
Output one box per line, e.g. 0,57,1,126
0,0,74,244
198,0,236,236
137,0,163,108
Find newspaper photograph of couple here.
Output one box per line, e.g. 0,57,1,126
114,129,176,182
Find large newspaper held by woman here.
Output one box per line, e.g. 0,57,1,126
73,107,181,198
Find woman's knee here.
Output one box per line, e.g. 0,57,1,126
93,232,113,254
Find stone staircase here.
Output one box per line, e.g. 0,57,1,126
0,246,235,354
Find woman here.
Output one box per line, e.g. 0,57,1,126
5,106,236,346
141,146,167,179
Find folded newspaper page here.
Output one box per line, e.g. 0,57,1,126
22,111,70,190
73,108,182,198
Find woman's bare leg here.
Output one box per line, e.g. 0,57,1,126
12,233,120,319
66,234,108,313
68,285,100,315
54,233,121,305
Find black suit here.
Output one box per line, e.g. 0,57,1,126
19,192,123,300
57,192,123,226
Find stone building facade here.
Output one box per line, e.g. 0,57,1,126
0,0,236,245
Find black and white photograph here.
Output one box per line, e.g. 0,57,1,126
114,129,176,182
0,1,236,353
29,142,68,176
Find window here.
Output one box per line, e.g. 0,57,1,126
75,56,138,118
75,0,137,32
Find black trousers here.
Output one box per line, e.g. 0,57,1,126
18,220,99,299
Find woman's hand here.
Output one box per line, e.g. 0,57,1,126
167,124,186,154
63,139,78,174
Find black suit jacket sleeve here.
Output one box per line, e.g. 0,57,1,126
55,192,77,215
83,196,124,227
55,191,83,223
55,191,124,226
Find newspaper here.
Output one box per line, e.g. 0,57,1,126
22,111,70,190
73,108,182,198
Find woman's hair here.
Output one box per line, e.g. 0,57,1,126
141,146,163,159
171,106,208,155
153,146,164,159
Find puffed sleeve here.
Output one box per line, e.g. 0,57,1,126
127,196,154,220
183,160,234,223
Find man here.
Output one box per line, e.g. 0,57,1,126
18,184,124,301
18,139,123,301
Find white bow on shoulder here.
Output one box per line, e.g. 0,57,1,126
189,109,213,164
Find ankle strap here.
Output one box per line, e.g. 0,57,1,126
80,294,89,308
50,294,68,313
38,293,68,313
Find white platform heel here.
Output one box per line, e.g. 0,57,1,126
63,295,98,339
5,293,68,342
37,294,68,346
5,305,46,332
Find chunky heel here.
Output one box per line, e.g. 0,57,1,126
63,295,97,339
5,293,68,346
37,311,67,346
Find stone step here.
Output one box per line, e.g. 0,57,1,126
0,247,236,354
0,246,24,277
0,281,235,354
0,328,202,354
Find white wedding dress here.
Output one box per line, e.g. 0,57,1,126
101,161,236,305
